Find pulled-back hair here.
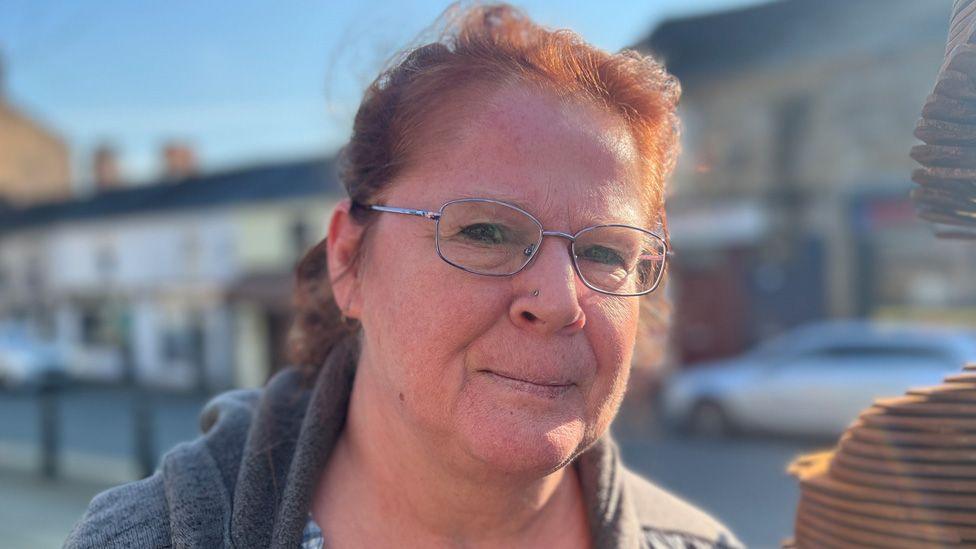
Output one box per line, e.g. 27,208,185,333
287,3,681,373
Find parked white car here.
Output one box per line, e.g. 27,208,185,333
661,320,976,438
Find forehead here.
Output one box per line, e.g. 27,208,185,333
390,84,650,228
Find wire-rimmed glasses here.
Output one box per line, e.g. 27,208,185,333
354,197,671,297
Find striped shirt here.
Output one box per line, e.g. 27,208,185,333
301,514,324,549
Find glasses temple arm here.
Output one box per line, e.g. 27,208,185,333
361,204,441,220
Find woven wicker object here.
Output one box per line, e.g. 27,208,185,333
782,2,976,546
787,362,976,547
911,0,976,238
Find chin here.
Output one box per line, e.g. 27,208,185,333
454,397,591,477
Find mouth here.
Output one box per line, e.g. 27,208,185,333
479,370,575,399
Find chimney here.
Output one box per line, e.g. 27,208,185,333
162,141,197,180
93,144,121,190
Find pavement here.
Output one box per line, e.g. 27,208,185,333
0,386,825,548
0,467,113,549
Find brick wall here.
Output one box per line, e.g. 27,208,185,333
0,102,70,205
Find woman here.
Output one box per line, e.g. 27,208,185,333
67,4,742,548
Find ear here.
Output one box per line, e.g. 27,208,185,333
326,198,367,320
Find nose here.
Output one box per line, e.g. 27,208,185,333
509,236,586,336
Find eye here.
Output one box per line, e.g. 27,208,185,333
459,223,506,244
577,245,625,266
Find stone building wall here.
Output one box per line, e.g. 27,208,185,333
0,101,71,206
638,0,972,361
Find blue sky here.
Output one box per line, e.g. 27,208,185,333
1,0,763,187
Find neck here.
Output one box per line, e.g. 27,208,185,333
312,356,591,547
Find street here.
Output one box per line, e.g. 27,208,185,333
0,386,824,548
619,435,821,548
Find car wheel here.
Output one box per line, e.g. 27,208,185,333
688,399,733,437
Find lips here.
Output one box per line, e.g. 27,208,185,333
482,370,574,387
479,369,576,399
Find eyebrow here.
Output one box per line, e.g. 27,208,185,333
449,191,653,231
451,190,534,212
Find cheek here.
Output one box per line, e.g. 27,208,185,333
582,298,640,431
586,295,640,369
359,236,509,410
369,259,506,358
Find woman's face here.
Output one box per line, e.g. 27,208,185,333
351,84,653,477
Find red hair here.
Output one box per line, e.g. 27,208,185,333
287,3,680,373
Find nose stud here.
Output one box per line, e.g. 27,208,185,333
532,289,540,297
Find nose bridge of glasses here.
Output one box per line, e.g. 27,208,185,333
520,229,580,282
540,230,575,241
521,230,574,258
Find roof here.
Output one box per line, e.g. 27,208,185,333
638,0,951,79
0,157,342,234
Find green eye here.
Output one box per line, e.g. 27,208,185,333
459,223,505,244
578,245,625,266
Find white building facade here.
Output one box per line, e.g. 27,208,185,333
0,158,340,390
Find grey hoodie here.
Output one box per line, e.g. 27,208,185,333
64,343,743,548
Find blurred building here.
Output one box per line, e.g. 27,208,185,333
0,56,71,206
0,158,340,390
639,0,976,364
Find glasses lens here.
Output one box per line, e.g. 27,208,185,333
573,226,667,295
437,200,543,275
